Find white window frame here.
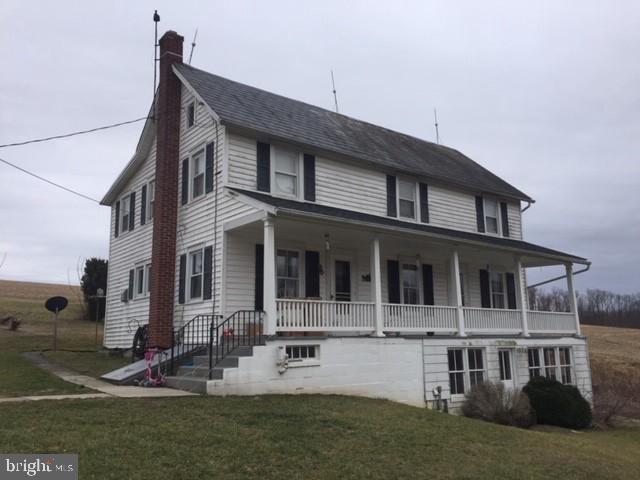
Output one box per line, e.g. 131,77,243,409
276,249,301,299
285,344,320,367
188,248,204,302
397,179,417,221
145,263,152,294
448,347,486,397
483,197,501,235
146,179,155,221
489,270,506,309
191,149,206,201
119,194,131,234
271,145,302,199
400,259,420,305
134,265,145,298
527,346,574,385
186,101,196,129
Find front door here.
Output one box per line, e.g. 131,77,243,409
498,349,516,389
334,260,352,302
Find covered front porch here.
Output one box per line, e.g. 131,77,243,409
222,205,585,339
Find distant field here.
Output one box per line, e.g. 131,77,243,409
0,278,82,303
583,325,640,374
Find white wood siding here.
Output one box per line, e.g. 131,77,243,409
225,133,523,239
104,142,156,348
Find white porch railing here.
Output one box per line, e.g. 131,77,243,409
276,299,375,331
383,304,458,332
463,307,522,333
527,310,576,333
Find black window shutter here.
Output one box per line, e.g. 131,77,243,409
386,175,397,217
419,183,429,223
140,185,147,225
205,141,215,194
181,158,189,205
128,269,134,300
475,196,485,233
500,202,510,237
254,244,264,310
178,254,187,304
203,246,213,300
303,154,316,201
257,142,271,192
479,269,491,308
128,191,135,232
305,251,320,297
114,201,120,238
387,259,400,304
422,264,434,305
506,272,517,309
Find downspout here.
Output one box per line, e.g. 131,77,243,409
521,199,533,213
527,262,591,289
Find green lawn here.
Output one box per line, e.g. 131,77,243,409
0,293,127,397
1,395,639,479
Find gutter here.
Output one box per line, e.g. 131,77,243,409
527,262,592,289
521,200,534,213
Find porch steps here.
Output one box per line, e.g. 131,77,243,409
165,345,257,394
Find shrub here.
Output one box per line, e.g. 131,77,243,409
523,376,592,429
462,381,535,428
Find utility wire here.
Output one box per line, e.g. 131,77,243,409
0,117,150,149
0,156,100,203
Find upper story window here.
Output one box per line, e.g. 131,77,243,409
277,249,299,298
186,101,196,128
146,180,155,221
274,147,300,197
189,249,204,300
401,263,419,304
398,180,416,219
120,195,131,233
490,271,505,308
191,150,205,200
484,197,500,234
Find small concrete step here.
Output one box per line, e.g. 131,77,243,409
165,376,208,394
176,365,224,379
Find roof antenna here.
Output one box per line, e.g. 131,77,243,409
331,70,340,114
188,28,198,65
152,10,160,121
433,108,440,144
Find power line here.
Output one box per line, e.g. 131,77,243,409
0,117,149,149
0,156,100,203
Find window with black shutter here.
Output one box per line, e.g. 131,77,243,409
386,175,397,217
257,142,271,192
303,154,316,201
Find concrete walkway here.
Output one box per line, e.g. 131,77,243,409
20,352,197,400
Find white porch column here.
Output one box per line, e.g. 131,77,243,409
263,216,277,336
565,263,581,336
371,237,384,337
450,250,466,337
514,258,530,337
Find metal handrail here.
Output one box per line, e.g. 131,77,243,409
209,310,265,380
169,314,217,375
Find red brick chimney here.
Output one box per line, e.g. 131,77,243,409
148,31,184,349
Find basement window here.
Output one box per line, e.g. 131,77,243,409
448,348,486,396
286,345,319,366
528,347,573,385
186,101,196,128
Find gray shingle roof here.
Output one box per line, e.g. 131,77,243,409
176,63,532,202
229,187,587,264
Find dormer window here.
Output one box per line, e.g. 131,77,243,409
483,197,500,234
274,147,299,197
398,180,416,219
186,101,196,128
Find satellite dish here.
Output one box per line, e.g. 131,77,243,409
45,296,68,313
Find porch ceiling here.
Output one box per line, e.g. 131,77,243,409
227,187,589,267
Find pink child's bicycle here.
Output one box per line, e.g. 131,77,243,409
135,348,167,387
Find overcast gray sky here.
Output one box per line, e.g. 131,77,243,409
1,1,638,293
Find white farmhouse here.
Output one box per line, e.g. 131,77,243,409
101,30,592,409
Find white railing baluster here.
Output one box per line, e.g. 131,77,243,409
527,310,576,334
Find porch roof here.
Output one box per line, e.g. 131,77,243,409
228,187,589,265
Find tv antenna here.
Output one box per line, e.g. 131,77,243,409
188,28,198,65
331,70,340,113
434,108,440,144
152,10,161,121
